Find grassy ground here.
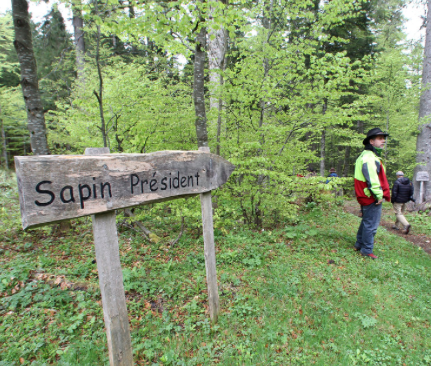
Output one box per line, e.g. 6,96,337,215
380,201,431,237
1,170,431,365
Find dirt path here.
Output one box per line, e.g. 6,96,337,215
344,201,431,255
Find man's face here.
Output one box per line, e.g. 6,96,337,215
370,135,386,149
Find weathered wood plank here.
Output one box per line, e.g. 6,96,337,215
87,148,133,366
14,150,234,229
199,146,219,323
200,191,220,323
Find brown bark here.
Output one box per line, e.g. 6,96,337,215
12,0,49,156
414,0,431,202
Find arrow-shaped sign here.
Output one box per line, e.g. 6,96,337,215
15,150,235,229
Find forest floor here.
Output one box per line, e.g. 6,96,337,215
2,170,431,366
344,200,431,255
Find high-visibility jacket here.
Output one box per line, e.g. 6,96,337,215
354,149,390,206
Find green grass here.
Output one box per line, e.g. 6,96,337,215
380,201,431,236
1,170,431,365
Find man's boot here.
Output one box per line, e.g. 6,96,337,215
404,225,411,235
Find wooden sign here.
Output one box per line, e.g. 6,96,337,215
14,150,234,229
416,171,430,182
15,148,234,365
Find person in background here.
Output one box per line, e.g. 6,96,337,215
306,168,317,178
391,171,414,234
326,167,338,183
354,128,391,259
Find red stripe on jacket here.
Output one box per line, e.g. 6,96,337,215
355,166,390,206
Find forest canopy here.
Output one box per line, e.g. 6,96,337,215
0,0,425,226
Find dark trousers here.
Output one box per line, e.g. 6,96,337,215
355,202,382,255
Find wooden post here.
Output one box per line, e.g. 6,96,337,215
420,181,425,204
15,148,234,330
199,146,220,323
85,147,133,366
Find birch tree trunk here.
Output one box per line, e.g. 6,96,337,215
414,0,431,202
12,0,49,156
72,0,85,81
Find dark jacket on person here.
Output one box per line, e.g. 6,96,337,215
326,172,338,184
391,177,414,204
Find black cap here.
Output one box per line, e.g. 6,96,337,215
363,128,389,145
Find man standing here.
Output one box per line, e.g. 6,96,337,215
354,128,391,259
391,171,414,234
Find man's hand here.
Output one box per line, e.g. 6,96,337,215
375,199,383,205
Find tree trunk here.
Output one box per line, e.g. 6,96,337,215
1,115,8,170
208,0,228,155
259,0,273,133
93,2,107,148
414,0,431,202
72,0,85,81
320,129,326,177
193,6,220,324
216,94,223,156
253,0,274,228
129,3,135,18
12,0,49,156
343,145,351,177
385,110,389,161
208,0,227,111
320,101,328,177
357,120,364,134
193,24,209,148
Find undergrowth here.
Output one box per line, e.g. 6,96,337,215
1,170,431,365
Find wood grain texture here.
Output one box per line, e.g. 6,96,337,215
198,146,219,323
200,191,219,323
15,150,235,229
87,148,133,366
